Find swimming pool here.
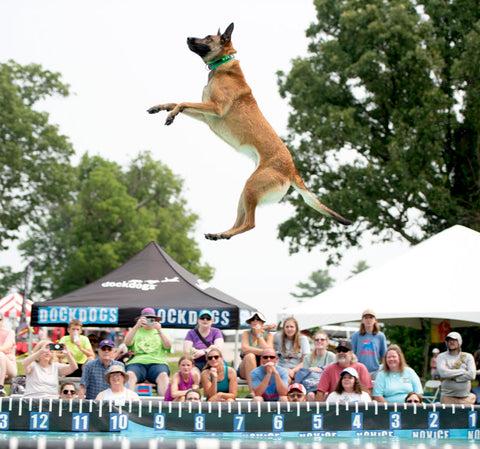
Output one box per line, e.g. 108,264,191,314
1,398,480,448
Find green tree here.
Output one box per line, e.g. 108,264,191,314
291,269,335,300
277,0,480,261
0,60,74,249
12,151,213,299
348,260,369,278
383,324,427,379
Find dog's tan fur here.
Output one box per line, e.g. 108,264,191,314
148,23,351,240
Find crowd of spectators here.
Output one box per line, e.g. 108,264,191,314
2,308,478,404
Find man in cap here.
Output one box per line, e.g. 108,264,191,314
78,339,124,399
315,340,373,401
250,348,289,402
351,309,387,380
124,307,172,396
436,331,476,404
287,383,307,402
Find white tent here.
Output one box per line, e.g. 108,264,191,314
281,225,480,330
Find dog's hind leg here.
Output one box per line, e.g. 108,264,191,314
204,191,254,240
204,168,290,240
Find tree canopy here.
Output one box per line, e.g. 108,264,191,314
0,60,213,299
277,0,480,261
291,269,335,299
16,151,214,299
0,60,74,248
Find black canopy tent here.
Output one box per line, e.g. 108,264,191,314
31,242,256,329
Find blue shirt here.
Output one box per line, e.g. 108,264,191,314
351,331,387,372
250,365,289,401
372,367,423,403
80,358,124,399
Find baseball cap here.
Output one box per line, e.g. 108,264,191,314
246,312,266,323
135,307,160,321
341,367,359,378
336,340,353,351
288,383,306,395
446,331,462,346
432,348,440,354
362,309,376,317
198,309,213,319
98,339,115,349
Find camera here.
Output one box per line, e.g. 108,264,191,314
145,318,155,325
49,343,64,351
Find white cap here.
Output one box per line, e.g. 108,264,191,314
432,348,440,354
340,367,359,379
446,331,462,346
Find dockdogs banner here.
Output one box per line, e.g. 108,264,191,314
31,242,255,329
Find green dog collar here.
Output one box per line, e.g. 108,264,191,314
207,53,236,70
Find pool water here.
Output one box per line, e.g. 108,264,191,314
1,430,478,448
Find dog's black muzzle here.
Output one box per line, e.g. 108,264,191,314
187,37,210,58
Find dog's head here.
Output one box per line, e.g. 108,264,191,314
187,23,235,63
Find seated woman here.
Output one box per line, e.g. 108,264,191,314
274,317,310,382
96,365,139,401
22,340,78,399
164,355,200,402
373,344,423,403
184,310,224,372
237,312,275,398
405,391,422,404
326,367,372,403
59,381,78,399
201,348,237,402
300,330,336,400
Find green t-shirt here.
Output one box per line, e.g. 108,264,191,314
59,334,92,365
127,327,171,365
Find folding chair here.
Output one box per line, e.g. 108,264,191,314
422,380,441,403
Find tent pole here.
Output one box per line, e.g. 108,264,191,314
233,329,239,369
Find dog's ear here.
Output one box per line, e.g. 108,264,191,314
221,23,234,43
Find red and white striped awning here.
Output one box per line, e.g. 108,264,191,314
0,293,32,318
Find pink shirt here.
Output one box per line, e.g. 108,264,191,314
317,362,373,395
0,328,16,362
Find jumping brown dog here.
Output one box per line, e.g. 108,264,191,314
148,23,351,240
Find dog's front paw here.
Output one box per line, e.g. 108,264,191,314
165,113,176,126
147,106,161,114
147,103,177,114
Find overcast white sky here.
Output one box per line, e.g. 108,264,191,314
0,0,409,322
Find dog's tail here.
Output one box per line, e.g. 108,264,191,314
292,174,352,226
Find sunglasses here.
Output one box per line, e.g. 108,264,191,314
337,348,350,353
199,316,212,320
207,355,220,360
406,399,420,403
262,355,277,360
288,393,304,399
314,338,327,342
62,389,76,395
100,346,113,351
